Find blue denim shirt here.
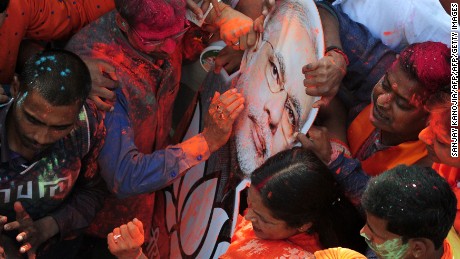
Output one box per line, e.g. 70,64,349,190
98,90,210,198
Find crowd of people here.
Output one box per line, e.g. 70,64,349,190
0,0,457,258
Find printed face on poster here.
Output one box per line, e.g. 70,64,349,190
232,0,324,175
149,0,324,258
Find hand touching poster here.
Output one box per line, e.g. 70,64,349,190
149,0,324,257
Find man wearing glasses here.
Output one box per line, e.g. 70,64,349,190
65,0,253,256
232,2,321,174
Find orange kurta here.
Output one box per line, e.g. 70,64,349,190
221,215,322,258
0,0,114,83
347,105,427,176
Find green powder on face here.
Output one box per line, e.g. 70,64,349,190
361,232,409,259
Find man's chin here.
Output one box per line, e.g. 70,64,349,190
235,137,261,176
22,140,51,154
238,157,260,177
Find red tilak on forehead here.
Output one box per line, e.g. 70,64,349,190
133,0,186,40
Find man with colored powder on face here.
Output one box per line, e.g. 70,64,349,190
346,42,450,171
65,0,253,256
301,41,450,206
0,49,107,258
418,92,460,238
361,165,456,259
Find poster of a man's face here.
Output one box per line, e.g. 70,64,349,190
233,0,323,174
149,0,324,258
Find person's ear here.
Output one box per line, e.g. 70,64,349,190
11,74,20,98
115,14,129,32
407,238,429,258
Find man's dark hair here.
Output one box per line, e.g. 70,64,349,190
251,147,367,253
19,49,91,106
114,0,185,28
362,165,457,249
0,0,9,13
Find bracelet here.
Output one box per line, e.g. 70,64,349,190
325,46,349,66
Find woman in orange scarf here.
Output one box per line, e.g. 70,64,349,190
106,148,367,258
221,148,367,258
419,94,460,231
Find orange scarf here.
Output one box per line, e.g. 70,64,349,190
221,215,322,258
433,163,460,233
348,105,427,176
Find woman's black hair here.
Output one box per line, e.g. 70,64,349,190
251,147,367,253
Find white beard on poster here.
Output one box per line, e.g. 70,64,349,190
148,0,325,257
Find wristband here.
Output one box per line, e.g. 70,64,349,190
325,46,349,66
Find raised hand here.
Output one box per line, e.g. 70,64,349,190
3,202,58,258
296,126,332,165
202,89,245,152
303,50,348,108
82,58,119,112
108,218,146,259
213,46,244,74
253,0,276,33
213,8,256,50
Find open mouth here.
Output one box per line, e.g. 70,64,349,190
372,104,390,123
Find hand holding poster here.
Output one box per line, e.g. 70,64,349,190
149,0,324,257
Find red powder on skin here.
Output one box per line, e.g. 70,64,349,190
399,42,450,93
89,40,183,152
383,31,393,36
133,0,186,40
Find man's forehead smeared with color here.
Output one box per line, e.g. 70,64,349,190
115,0,186,40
